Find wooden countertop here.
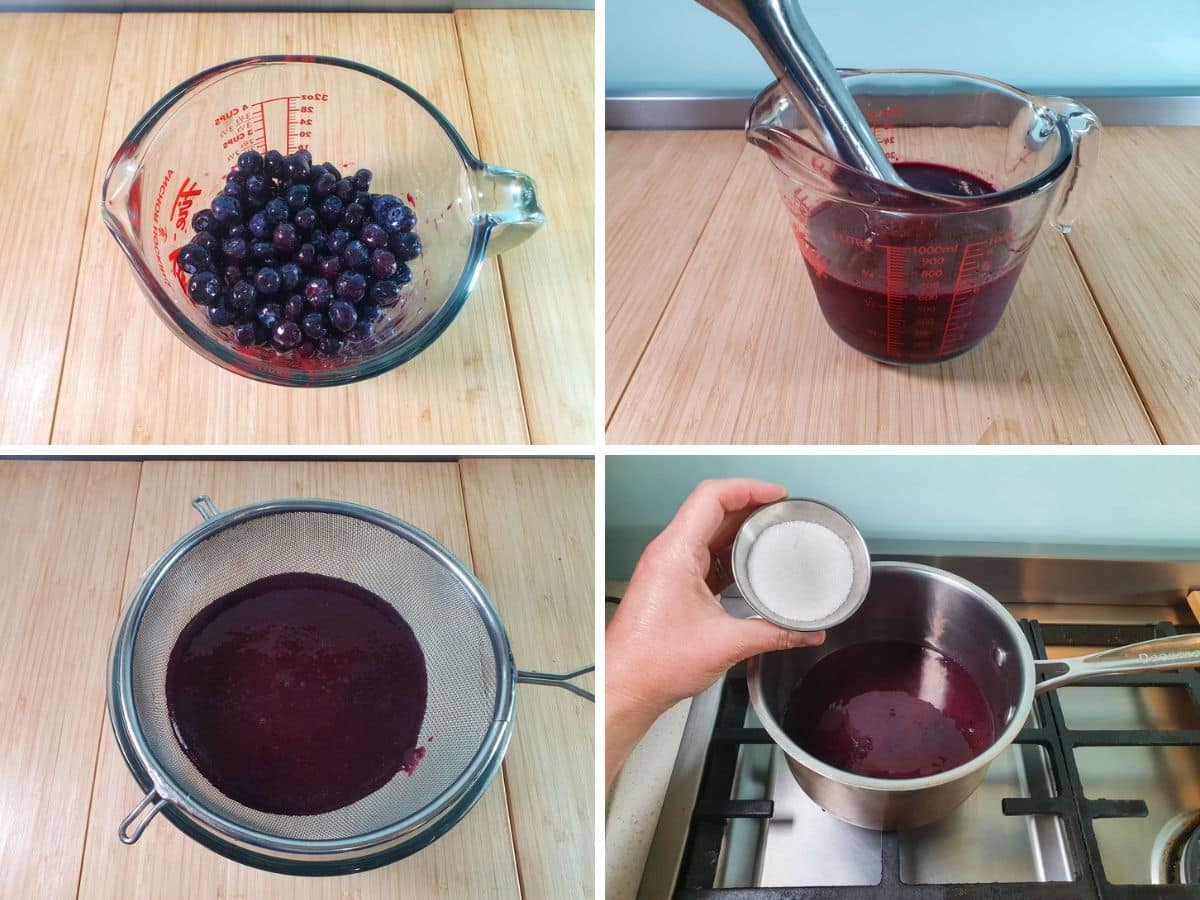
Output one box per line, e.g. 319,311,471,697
0,458,594,899
606,128,1200,445
0,12,593,446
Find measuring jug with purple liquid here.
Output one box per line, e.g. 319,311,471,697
747,70,1100,364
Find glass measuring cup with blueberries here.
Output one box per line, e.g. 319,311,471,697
102,55,543,387
747,70,1100,364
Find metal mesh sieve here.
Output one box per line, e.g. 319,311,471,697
109,497,519,863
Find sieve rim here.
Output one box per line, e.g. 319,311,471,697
109,497,517,857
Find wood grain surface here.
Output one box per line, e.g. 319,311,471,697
607,144,1156,444
457,11,596,444
460,459,595,900
1,11,592,446
0,461,141,900
1065,128,1200,444
0,459,592,899
0,16,120,444
605,130,745,420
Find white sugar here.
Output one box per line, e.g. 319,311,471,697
747,520,854,624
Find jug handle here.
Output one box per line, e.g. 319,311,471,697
473,165,546,258
1041,97,1102,234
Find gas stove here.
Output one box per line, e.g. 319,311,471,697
632,546,1200,899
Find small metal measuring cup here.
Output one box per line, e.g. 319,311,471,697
731,498,871,631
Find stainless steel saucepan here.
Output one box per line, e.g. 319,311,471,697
748,561,1200,830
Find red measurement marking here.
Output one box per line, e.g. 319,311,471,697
286,96,298,156
883,245,909,358
939,241,987,355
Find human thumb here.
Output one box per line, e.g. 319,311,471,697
719,617,826,668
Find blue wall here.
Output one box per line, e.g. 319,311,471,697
606,455,1200,578
606,1,1200,95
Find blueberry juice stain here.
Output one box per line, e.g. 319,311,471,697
783,640,996,779
799,162,1020,364
165,572,428,815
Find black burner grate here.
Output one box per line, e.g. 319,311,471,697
675,620,1200,899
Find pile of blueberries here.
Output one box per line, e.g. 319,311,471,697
177,149,423,358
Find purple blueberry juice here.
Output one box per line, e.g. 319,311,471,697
783,640,996,779
165,572,427,815
799,162,1020,364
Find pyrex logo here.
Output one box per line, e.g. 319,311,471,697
171,178,204,232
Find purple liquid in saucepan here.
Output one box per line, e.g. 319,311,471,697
165,572,428,815
782,640,996,779
801,162,1020,364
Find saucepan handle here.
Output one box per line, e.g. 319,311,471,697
517,664,595,702
1034,632,1200,694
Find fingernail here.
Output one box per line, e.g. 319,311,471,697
793,630,826,647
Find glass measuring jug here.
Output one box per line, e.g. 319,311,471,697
102,56,543,387
748,70,1100,365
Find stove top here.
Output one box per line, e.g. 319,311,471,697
632,549,1200,900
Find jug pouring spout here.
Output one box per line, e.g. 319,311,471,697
472,165,545,259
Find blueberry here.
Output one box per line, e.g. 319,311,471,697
264,198,289,224
391,231,422,262
296,340,317,359
246,174,267,197
356,190,373,208
352,168,372,191
335,271,366,301
284,295,305,321
334,178,356,202
323,162,342,181
346,321,373,343
358,302,381,324
369,278,401,307
222,180,246,201
230,280,257,311
192,209,215,233
244,194,266,214
370,248,397,278
188,271,221,304
308,288,333,313
264,149,285,179
208,304,235,326
295,148,313,166
279,261,302,291
382,203,417,234
225,170,245,188
320,196,343,224
396,262,413,285
360,223,388,250
326,229,349,255
177,243,210,274
211,194,241,224
222,264,242,287
286,184,310,211
302,312,328,339
296,242,316,267
341,202,365,229
304,278,330,299
234,321,257,346
226,223,248,240
251,240,278,261
255,266,282,294
273,222,299,253
316,335,343,356
317,256,341,281
237,150,263,175
310,229,328,252
221,237,248,262
293,207,317,232
329,300,357,333
285,153,310,181
249,211,272,239
371,194,399,222
340,240,369,271
257,302,283,329
272,319,303,350
191,231,219,254
313,171,337,199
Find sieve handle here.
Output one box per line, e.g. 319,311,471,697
517,664,595,702
192,496,219,520
118,789,167,844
